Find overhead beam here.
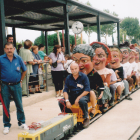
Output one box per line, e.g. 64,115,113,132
7,13,95,27
5,1,62,17
35,9,63,19
6,20,117,32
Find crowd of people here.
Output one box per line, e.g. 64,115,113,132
59,41,140,128
1,33,140,134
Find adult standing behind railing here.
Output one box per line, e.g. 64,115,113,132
48,45,65,97
19,40,35,96
29,46,42,93
38,44,47,60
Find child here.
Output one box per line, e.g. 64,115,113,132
109,46,125,101
129,45,138,89
91,42,112,111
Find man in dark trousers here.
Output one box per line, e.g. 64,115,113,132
59,62,90,128
0,42,27,134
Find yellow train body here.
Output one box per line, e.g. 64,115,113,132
18,114,77,140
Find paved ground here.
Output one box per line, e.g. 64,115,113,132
70,89,140,140
0,88,140,140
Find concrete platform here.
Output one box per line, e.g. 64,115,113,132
0,89,140,140
70,89,140,140
0,86,55,116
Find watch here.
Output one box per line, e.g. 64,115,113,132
72,21,83,34
65,99,69,102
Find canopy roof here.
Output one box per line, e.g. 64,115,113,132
4,0,120,31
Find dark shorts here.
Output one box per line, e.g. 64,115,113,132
29,74,39,86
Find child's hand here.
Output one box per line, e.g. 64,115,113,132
115,70,119,74
57,60,61,63
98,92,103,99
117,78,121,82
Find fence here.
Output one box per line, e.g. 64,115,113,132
22,61,52,97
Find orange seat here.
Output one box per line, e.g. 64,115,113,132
70,100,101,123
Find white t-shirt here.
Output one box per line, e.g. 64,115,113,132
110,69,117,82
121,62,132,77
130,61,138,73
64,60,74,73
48,52,65,71
138,62,140,76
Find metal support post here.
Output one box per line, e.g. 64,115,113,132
12,27,16,47
117,22,120,47
0,0,6,55
26,69,29,97
97,15,101,42
45,31,49,55
63,4,70,55
45,63,48,92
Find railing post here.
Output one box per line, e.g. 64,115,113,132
45,63,48,92
26,68,29,97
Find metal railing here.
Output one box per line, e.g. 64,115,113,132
22,61,52,97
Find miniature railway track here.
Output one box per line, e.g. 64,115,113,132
61,88,139,140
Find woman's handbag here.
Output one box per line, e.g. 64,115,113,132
52,54,59,68
52,61,57,68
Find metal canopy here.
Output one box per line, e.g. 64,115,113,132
4,0,120,31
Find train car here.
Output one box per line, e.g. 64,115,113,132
71,100,101,124
18,114,77,140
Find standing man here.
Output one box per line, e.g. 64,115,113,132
7,34,18,55
59,62,90,128
0,42,28,134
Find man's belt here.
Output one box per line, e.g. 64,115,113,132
1,81,20,85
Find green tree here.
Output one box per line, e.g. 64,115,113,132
100,9,118,45
120,28,127,43
16,40,24,49
34,32,45,46
84,25,97,44
83,1,97,43
34,32,75,54
76,34,86,45
120,17,140,43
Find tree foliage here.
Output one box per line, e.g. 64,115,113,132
34,32,75,47
76,34,86,45
120,17,139,40
83,1,97,43
120,28,127,43
16,40,24,49
100,9,118,44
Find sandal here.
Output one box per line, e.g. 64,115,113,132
90,107,95,117
60,93,63,97
56,94,59,98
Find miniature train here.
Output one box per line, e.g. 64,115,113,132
18,87,137,140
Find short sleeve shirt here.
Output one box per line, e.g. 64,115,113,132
19,48,34,74
64,60,74,73
130,61,138,73
121,62,132,76
32,52,41,76
109,69,117,82
87,69,104,91
112,66,124,81
48,52,65,71
38,51,46,60
0,54,27,83
63,72,90,97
